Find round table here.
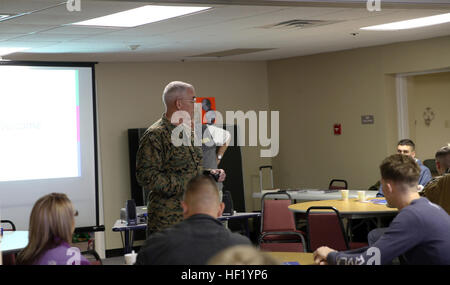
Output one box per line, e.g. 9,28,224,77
267,252,315,265
288,198,398,219
288,198,398,241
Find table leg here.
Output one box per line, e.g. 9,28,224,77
346,218,353,242
244,219,250,237
124,229,131,254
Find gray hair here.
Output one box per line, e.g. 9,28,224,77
162,81,194,110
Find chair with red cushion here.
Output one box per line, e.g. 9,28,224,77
1,220,17,265
259,192,306,252
328,179,348,190
306,206,367,252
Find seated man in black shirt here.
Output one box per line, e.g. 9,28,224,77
136,174,251,265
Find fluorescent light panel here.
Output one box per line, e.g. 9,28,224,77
0,47,30,56
72,5,211,28
361,12,450,31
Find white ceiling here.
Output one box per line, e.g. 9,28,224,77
1,0,450,61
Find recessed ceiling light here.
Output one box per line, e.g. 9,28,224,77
71,5,211,28
0,47,30,56
361,12,450,31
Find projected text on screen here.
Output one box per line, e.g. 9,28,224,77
0,66,81,182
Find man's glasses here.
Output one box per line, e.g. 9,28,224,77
181,96,196,103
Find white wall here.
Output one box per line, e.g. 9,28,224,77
267,36,450,191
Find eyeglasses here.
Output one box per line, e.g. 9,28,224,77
181,96,196,103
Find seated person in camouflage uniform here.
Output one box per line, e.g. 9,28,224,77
135,175,251,265
136,81,225,236
421,145,450,214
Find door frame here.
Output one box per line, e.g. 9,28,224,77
395,68,450,141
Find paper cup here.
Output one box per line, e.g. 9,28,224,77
341,190,349,200
357,191,366,202
124,250,137,265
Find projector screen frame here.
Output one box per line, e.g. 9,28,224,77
0,60,104,233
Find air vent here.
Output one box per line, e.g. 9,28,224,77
259,19,342,29
189,48,275,58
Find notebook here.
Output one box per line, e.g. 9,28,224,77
283,261,300,265
370,199,387,205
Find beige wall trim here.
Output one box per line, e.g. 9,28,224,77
398,68,450,77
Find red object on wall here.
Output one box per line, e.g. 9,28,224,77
196,97,216,124
334,124,342,135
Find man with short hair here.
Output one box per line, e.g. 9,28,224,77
313,154,450,265
421,145,450,214
367,140,432,244
136,81,225,236
377,139,432,197
135,175,251,265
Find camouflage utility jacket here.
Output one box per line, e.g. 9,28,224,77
136,115,203,234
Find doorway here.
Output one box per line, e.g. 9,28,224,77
396,69,450,173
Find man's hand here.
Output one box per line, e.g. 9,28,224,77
313,246,336,265
210,169,226,182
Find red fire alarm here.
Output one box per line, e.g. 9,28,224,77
334,124,342,135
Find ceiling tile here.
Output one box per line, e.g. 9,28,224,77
0,23,56,34
39,25,123,35
0,0,448,61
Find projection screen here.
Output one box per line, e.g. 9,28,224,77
0,61,102,232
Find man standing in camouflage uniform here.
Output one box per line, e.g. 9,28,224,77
136,81,225,236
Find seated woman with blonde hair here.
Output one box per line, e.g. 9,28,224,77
207,245,280,265
16,193,90,265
